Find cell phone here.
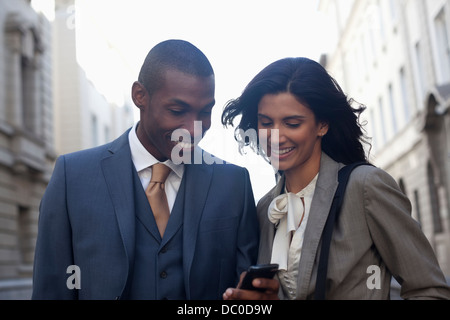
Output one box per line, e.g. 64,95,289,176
239,263,279,291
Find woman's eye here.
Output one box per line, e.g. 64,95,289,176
286,123,300,128
259,122,272,127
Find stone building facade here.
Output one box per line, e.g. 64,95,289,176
319,0,450,276
0,0,134,299
0,0,54,299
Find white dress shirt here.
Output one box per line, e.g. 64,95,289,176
128,122,184,212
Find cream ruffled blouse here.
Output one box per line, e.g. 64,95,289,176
267,173,318,299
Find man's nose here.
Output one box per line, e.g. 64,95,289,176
184,120,206,142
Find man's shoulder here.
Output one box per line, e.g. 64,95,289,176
61,129,130,163
62,141,113,161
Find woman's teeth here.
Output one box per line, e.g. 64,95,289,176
274,147,294,155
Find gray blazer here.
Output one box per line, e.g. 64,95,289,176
257,152,450,299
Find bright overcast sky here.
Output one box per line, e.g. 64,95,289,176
35,0,330,200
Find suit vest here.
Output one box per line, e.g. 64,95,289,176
124,168,186,299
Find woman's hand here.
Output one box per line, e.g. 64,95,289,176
223,272,280,300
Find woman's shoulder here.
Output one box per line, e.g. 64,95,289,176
257,187,276,209
347,162,401,193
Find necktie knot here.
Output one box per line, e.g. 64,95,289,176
150,163,171,184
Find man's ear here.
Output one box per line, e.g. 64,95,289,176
131,81,148,108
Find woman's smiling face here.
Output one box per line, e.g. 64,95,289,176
257,92,328,174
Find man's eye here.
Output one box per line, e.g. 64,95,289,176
169,109,185,115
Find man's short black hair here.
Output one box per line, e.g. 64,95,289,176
138,39,214,95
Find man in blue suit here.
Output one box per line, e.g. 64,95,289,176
32,40,259,300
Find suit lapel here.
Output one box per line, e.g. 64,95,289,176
159,176,186,248
182,148,213,299
101,130,136,273
257,176,285,264
296,153,341,299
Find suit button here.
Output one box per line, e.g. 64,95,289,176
160,271,167,279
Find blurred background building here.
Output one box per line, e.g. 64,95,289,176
0,0,133,299
53,0,134,155
0,0,448,299
0,0,54,299
319,0,450,277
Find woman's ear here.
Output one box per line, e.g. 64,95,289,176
318,122,329,137
131,81,148,108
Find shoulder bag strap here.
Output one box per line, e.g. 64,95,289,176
314,161,372,300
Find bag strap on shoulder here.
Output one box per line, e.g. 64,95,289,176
314,161,373,300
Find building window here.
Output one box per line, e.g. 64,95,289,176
19,28,40,135
377,0,386,43
18,206,33,265
427,162,443,233
399,67,410,121
367,9,377,64
378,96,387,145
414,41,426,108
434,8,450,83
104,125,110,144
360,35,368,77
389,0,397,19
389,0,398,31
91,114,98,147
5,15,43,136
388,83,397,134
21,55,35,133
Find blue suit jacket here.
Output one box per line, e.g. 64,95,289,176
32,129,259,299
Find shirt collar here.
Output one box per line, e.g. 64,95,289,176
284,173,319,198
128,121,184,178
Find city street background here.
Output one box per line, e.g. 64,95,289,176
0,0,449,299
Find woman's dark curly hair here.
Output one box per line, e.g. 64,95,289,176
221,57,371,165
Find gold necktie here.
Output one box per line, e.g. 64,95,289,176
146,163,171,237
